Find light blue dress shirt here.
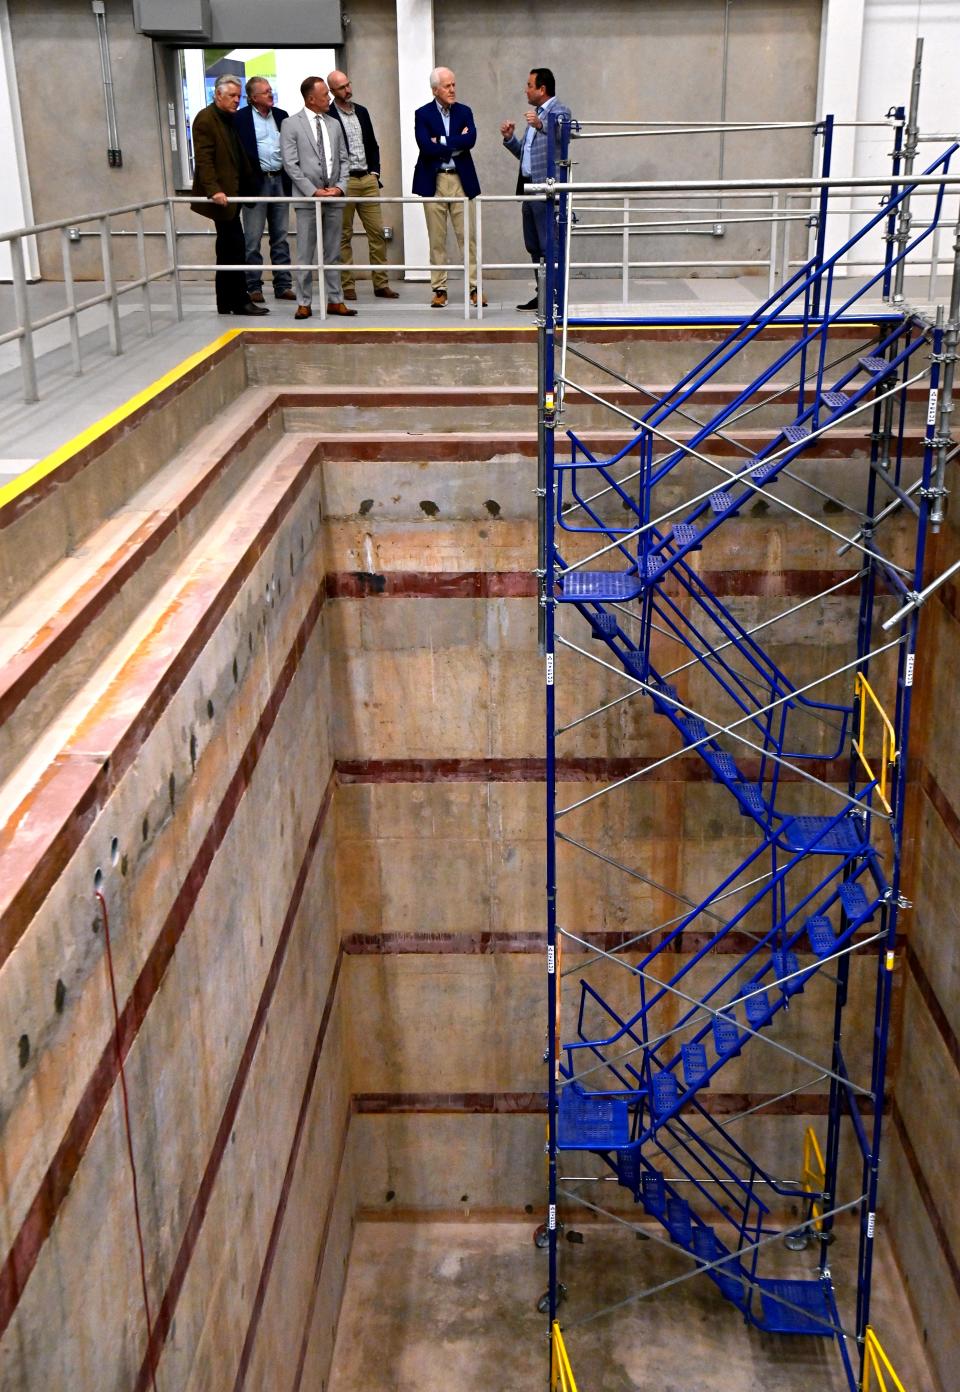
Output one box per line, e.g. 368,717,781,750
252,107,282,173
521,95,556,177
435,99,456,171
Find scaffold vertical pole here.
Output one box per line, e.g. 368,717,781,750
892,38,923,304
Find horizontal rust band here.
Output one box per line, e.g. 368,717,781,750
352,1091,874,1117
336,755,851,784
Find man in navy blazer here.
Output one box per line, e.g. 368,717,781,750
413,68,484,308
234,77,295,302
501,68,573,309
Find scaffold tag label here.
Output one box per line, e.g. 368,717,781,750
867,1211,875,1238
549,1204,557,1229
546,653,554,685
885,951,895,972
547,946,556,974
905,653,915,687
927,389,938,426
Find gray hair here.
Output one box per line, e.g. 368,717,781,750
214,73,243,95
245,75,270,99
429,67,452,91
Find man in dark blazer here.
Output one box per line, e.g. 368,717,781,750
234,76,295,302
327,69,398,301
501,68,573,309
413,67,485,308
190,74,268,316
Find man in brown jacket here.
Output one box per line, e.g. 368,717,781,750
190,74,269,316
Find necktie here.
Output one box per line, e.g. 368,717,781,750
314,115,328,183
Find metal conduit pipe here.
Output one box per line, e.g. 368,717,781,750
92,0,122,167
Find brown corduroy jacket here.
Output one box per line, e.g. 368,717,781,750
190,103,257,223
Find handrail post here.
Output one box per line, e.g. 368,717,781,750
99,214,121,356
164,197,183,321
767,191,779,298
315,201,326,321
475,196,484,320
621,196,629,305
881,106,905,300
10,235,38,403
135,206,154,336
60,226,82,377
462,195,470,320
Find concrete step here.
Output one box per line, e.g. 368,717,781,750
0,391,287,788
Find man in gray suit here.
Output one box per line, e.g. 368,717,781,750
281,76,355,318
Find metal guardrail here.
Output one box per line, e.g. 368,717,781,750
3,164,959,406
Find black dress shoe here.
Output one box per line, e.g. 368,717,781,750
232,302,270,316
516,295,539,310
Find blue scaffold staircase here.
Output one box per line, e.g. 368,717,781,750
544,129,956,1377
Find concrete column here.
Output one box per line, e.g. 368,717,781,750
0,0,38,280
396,0,433,282
815,0,866,271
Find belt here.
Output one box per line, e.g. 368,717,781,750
348,169,368,176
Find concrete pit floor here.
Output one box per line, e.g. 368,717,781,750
328,1219,933,1391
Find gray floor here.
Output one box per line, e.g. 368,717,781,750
328,1219,932,1392
0,271,950,486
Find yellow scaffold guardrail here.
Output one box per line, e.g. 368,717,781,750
853,672,897,814
863,1326,908,1391
551,1321,579,1392
802,1125,826,1232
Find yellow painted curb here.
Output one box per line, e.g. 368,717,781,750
0,330,242,514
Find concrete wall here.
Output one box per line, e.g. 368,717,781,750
0,340,349,1392
885,497,960,1392
7,0,824,283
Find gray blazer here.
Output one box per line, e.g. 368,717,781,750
280,108,348,199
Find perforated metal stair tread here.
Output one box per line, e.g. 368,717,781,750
859,354,889,375
780,815,864,853
623,650,648,679
667,1197,693,1247
706,750,739,781
709,490,735,514
616,1148,641,1193
680,716,709,743
755,1278,834,1335
772,949,803,996
784,423,812,444
560,571,642,601
682,1042,708,1086
806,914,836,956
713,1014,742,1056
750,458,779,483
671,523,702,547
745,990,773,1027
738,783,767,815
839,879,873,922
822,390,850,409
641,1170,666,1216
591,611,618,636
651,1071,680,1119
557,1087,630,1149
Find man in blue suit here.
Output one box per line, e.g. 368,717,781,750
235,76,295,302
500,68,572,309
413,68,485,308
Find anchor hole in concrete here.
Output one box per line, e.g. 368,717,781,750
18,1034,29,1068
232,657,239,683
54,979,66,1013
189,732,198,771
110,837,119,865
207,698,215,719
168,772,176,809
142,815,149,843
93,867,104,892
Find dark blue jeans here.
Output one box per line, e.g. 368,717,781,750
242,172,292,293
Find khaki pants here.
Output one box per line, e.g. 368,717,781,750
423,170,477,291
339,172,390,291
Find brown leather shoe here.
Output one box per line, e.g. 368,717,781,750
343,286,358,300
327,301,358,316
249,290,265,303
374,285,400,298
274,289,296,301
470,289,488,307
294,305,312,319
431,289,447,308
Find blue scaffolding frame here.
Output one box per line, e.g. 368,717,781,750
540,90,960,1389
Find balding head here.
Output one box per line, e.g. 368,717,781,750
327,69,352,106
